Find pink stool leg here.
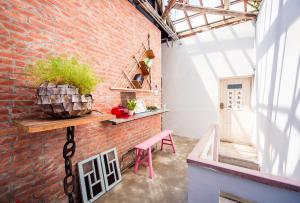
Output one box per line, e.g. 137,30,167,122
160,139,164,151
169,134,176,153
134,149,142,173
148,147,154,179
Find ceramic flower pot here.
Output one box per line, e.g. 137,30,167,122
128,110,134,116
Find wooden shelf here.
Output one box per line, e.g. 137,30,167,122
110,87,153,93
138,61,150,75
105,109,170,125
132,80,143,89
144,49,155,59
15,112,114,133
111,35,154,92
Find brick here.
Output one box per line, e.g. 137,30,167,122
0,0,161,201
0,79,14,86
14,101,35,106
3,22,26,33
0,58,13,65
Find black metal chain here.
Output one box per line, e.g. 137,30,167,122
63,126,76,203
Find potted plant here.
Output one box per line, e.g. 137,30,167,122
144,58,153,69
27,55,102,118
146,105,158,112
127,100,137,116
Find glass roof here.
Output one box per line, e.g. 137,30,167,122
163,0,257,35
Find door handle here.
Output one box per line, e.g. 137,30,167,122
220,102,224,109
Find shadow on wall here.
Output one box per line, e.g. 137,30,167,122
162,21,255,138
255,0,300,180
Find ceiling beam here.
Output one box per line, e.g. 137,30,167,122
178,17,251,38
182,0,193,31
155,0,164,13
173,3,257,19
137,0,179,40
198,0,209,25
220,0,226,20
244,0,248,12
161,0,177,20
247,2,256,9
224,0,230,9
172,0,247,25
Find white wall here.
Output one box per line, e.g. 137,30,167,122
255,0,300,180
188,164,300,203
162,21,255,138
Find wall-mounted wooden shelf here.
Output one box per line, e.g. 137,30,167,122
138,61,150,75
14,111,114,202
105,109,170,125
111,34,155,93
110,87,153,93
132,80,143,89
15,112,114,133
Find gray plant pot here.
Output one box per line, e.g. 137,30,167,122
37,82,93,118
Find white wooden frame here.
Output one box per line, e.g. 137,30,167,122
100,148,122,191
78,154,106,203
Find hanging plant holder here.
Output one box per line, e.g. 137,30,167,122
111,34,154,92
37,82,93,118
132,74,144,89
144,49,155,59
138,60,151,75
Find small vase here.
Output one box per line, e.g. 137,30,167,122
128,110,134,116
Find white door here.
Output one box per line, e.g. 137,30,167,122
219,77,254,145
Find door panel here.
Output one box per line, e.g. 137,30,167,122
219,77,253,145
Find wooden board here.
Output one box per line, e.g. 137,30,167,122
132,80,143,89
138,61,150,75
173,3,257,19
15,112,114,133
144,50,155,59
110,87,153,93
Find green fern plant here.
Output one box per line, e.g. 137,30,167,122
27,56,102,95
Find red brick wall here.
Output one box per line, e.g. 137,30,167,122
0,0,161,202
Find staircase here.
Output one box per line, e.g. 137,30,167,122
219,141,260,171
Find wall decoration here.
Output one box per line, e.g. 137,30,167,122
100,148,122,191
78,148,122,202
111,34,154,92
78,155,106,203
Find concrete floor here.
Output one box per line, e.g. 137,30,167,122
96,135,198,203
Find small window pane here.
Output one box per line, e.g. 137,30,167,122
190,16,206,28
84,176,91,200
92,183,103,197
174,20,190,32
83,161,93,174
227,84,242,89
107,151,115,161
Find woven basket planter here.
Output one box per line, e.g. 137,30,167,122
37,83,93,118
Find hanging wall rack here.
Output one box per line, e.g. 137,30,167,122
110,34,155,93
